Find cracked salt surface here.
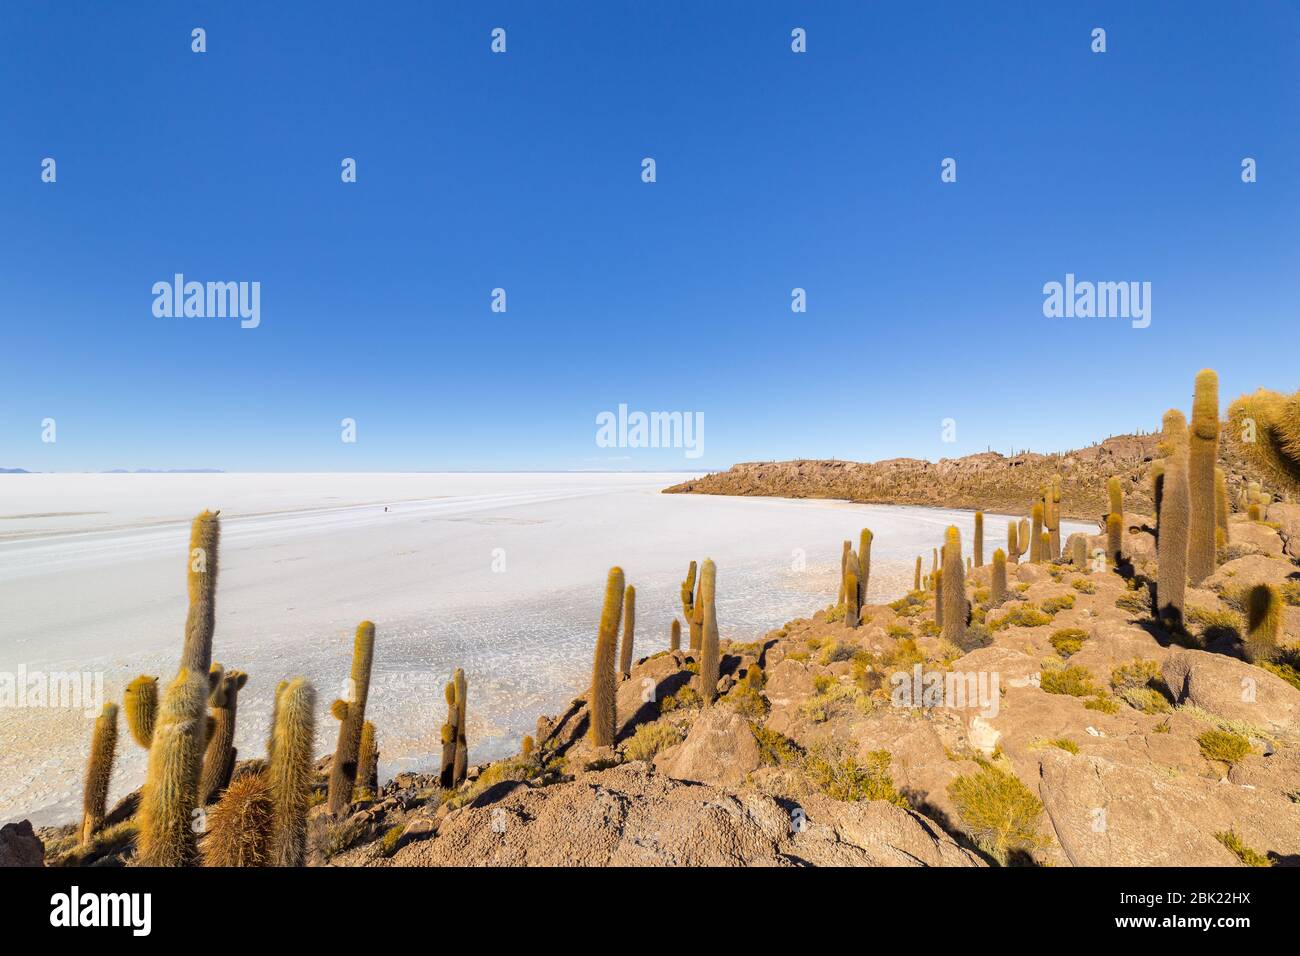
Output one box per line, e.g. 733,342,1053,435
0,472,1091,825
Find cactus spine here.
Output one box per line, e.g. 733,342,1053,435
588,567,624,746
974,511,984,567
670,618,681,652
698,559,721,704
124,675,158,749
200,666,247,805
1188,369,1220,584
1243,584,1282,664
941,527,965,645
80,701,119,845
137,668,208,866
1157,410,1190,629
858,529,873,606
618,584,636,678
327,621,375,816
1227,389,1300,497
268,677,316,867
990,549,1007,607
355,720,379,800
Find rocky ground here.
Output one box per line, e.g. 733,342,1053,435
664,433,1265,522
321,507,1299,867
16,503,1300,869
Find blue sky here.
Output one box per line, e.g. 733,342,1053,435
2,1,1297,472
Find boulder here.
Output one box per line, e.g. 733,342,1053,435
1162,649,1300,733
655,706,760,788
1204,554,1298,598
0,820,44,867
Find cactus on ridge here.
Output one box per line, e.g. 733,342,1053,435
858,529,873,606
941,527,965,646
990,549,1007,607
1243,584,1282,664
1188,369,1220,585
182,510,221,677
355,720,379,801
327,621,375,816
680,560,703,651
1157,410,1190,629
268,677,316,867
1030,503,1044,562
913,556,922,591
974,511,984,567
845,566,860,629
80,701,119,845
588,567,624,747
618,585,637,678
698,559,721,704
199,772,274,867
1072,534,1088,571
670,618,681,652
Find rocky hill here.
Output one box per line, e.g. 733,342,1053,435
663,432,1265,521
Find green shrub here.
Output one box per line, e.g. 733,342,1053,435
623,721,683,761
1040,665,1099,697
1215,829,1271,867
660,686,703,712
1049,628,1088,657
1084,695,1120,714
751,723,802,766
1198,729,1252,765
1041,594,1076,615
824,604,846,624
1119,687,1171,714
990,605,1052,630
1110,660,1162,693
882,638,924,670
886,623,913,640
947,762,1048,865
1071,578,1097,595
804,747,904,804
379,824,405,857
818,641,855,665
1115,591,1148,614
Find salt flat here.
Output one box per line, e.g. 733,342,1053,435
0,472,1092,824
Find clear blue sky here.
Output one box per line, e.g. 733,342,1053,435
2,1,1297,472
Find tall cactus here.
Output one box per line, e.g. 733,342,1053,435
268,677,316,867
1106,476,1124,565
698,559,721,704
1188,369,1220,584
845,566,860,629
200,666,247,805
124,675,158,749
588,567,624,746
182,510,221,677
1017,518,1029,563
450,670,468,785
990,549,1007,607
439,681,460,786
933,567,944,624
618,585,637,678
266,679,288,761
670,618,681,652
1045,479,1062,559
1243,584,1282,664
137,669,208,866
1157,410,1190,629
941,527,965,645
1151,462,1165,535
913,556,922,591
80,701,119,845
858,529,873,606
327,621,375,816
1030,503,1044,562
974,511,984,567
200,772,274,867
680,561,703,652
1007,521,1022,564
355,721,378,800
